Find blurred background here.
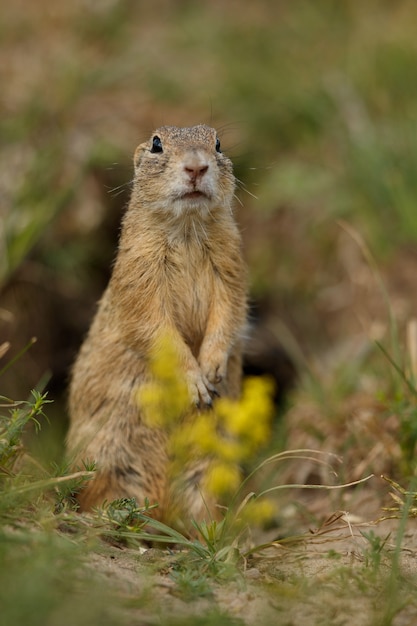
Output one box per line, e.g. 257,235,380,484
2,0,417,473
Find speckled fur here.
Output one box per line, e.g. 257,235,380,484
67,125,247,524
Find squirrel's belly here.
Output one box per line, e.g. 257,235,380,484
172,277,211,355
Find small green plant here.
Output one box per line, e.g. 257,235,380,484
0,388,51,475
169,565,214,601
52,459,97,513
360,530,391,577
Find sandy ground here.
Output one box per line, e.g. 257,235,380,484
83,499,417,625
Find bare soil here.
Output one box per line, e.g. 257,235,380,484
83,493,417,625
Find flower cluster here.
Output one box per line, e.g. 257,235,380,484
137,334,190,430
137,333,275,500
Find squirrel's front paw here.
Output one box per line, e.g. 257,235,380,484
199,350,228,387
186,369,217,409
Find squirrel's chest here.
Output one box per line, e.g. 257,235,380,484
164,245,215,346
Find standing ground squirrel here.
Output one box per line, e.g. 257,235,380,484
67,124,247,523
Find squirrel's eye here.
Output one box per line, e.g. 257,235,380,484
215,137,221,153
151,136,163,153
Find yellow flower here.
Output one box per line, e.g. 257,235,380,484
168,415,217,462
216,376,275,455
204,461,242,497
137,333,190,428
241,497,276,526
135,334,276,503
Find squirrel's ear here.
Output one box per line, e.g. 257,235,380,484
134,143,147,171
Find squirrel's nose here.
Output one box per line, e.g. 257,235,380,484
184,162,209,183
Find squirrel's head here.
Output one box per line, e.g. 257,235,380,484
132,125,235,219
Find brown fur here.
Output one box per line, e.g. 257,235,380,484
67,125,247,524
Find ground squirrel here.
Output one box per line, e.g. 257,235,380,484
67,124,247,523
